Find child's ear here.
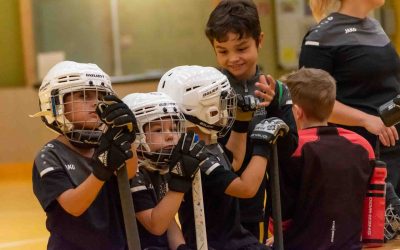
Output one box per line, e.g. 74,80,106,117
258,32,264,49
292,104,303,121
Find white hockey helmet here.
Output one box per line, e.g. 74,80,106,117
122,92,186,173
157,65,236,137
31,61,113,147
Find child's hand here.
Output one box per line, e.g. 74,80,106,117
92,127,135,181
251,117,289,144
250,117,289,159
234,94,259,123
254,75,276,107
237,94,259,112
168,131,204,193
96,95,138,134
266,236,274,247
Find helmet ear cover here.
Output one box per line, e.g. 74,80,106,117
157,65,237,138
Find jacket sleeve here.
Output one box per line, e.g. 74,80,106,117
299,42,335,74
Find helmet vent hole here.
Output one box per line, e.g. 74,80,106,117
89,81,94,86
101,82,105,86
186,86,200,92
163,107,168,113
161,80,166,88
210,110,218,117
168,72,173,76
57,75,80,83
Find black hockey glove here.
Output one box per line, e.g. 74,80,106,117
232,94,258,132
92,127,134,181
96,95,138,134
237,94,260,112
168,131,204,193
250,117,289,159
198,151,222,176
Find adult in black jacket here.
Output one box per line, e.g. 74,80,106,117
300,0,400,195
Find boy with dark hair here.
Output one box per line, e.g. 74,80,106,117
31,61,137,249
281,68,374,249
205,0,298,242
158,65,287,250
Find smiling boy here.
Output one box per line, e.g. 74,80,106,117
205,0,298,243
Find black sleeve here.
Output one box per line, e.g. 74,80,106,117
280,155,303,221
276,104,298,161
299,43,334,73
267,82,299,161
218,143,234,163
130,172,157,213
202,167,238,195
32,165,74,212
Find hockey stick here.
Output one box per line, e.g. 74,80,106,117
271,143,284,250
192,133,208,250
117,165,141,250
192,172,208,250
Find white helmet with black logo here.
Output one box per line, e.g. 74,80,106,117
157,65,236,137
122,92,186,174
31,61,113,147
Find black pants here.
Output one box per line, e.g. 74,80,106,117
238,242,271,250
381,143,400,196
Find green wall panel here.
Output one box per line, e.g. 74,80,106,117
0,0,24,86
33,0,113,75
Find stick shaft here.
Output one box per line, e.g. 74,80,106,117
117,165,141,250
271,144,284,250
192,171,208,250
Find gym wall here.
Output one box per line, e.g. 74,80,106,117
1,0,399,167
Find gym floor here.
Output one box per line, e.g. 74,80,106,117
1,164,400,250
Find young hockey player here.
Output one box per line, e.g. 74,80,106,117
123,92,198,250
205,0,298,241
31,61,137,249
158,65,288,250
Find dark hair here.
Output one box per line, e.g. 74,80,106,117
205,0,261,45
285,68,336,122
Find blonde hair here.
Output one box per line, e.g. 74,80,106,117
309,0,340,22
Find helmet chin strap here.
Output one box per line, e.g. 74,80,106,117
140,160,169,175
210,132,218,144
185,115,223,141
66,130,102,148
139,147,173,174
188,122,218,144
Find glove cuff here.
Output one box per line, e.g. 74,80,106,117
168,176,192,193
252,143,271,160
92,160,114,181
232,120,250,133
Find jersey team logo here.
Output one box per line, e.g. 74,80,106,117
65,164,76,170
345,27,357,34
